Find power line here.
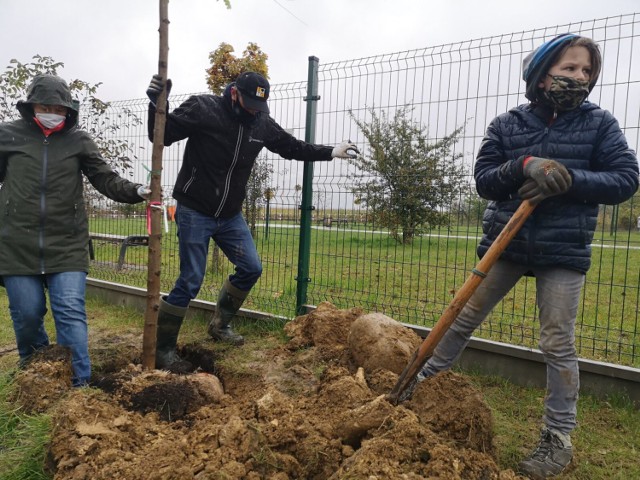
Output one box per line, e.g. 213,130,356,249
271,0,308,27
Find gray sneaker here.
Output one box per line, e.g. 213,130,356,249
518,428,573,479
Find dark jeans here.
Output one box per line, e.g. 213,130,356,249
166,203,262,307
3,272,90,386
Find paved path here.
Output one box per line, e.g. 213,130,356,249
258,223,640,250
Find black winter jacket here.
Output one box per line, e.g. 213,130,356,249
148,86,333,218
475,101,639,273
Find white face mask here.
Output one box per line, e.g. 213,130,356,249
35,112,66,129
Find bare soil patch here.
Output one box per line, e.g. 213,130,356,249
11,302,525,479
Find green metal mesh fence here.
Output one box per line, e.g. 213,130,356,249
87,13,640,367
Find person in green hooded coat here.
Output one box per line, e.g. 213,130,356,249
0,74,150,386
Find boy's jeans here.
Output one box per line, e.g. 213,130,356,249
3,272,90,386
420,260,584,435
166,203,262,307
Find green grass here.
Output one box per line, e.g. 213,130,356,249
471,374,640,479
0,295,638,479
0,374,52,480
91,214,640,366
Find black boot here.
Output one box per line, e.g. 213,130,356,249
207,280,248,346
156,297,193,373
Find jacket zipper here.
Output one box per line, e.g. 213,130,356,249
539,112,555,158
215,125,243,217
39,137,49,273
183,167,197,192
527,112,555,264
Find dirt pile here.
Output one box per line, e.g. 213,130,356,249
12,302,524,479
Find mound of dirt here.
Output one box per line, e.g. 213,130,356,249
12,301,525,479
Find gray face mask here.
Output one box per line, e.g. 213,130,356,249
35,112,66,129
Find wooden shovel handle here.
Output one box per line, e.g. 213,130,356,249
387,199,536,404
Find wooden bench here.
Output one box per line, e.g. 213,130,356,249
89,233,149,270
321,217,350,228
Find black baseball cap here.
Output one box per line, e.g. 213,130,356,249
235,71,270,114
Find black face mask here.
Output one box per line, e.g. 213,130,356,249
232,101,260,127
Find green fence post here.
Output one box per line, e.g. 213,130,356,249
609,204,619,236
295,56,320,315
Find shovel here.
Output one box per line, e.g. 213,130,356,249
387,199,536,405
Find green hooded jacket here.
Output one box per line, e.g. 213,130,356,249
0,74,143,275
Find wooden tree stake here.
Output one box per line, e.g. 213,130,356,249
142,0,170,370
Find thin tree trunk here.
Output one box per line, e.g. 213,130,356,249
142,0,169,370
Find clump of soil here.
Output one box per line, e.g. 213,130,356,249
12,301,525,479
10,344,73,413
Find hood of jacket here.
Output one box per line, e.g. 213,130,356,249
522,33,601,103
16,74,80,128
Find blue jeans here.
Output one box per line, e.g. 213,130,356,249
166,203,262,307
419,260,584,435
3,272,90,387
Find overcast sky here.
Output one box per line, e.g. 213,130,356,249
1,1,638,102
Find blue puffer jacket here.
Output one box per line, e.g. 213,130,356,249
475,101,639,273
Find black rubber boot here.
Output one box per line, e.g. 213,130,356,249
156,297,193,373
207,280,248,346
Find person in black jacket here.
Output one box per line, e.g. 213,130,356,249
407,34,638,479
146,71,358,371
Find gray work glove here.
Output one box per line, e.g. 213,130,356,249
518,179,548,204
331,140,360,159
136,185,151,200
521,156,572,202
146,74,172,106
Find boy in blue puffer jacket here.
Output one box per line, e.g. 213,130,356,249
410,34,639,479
